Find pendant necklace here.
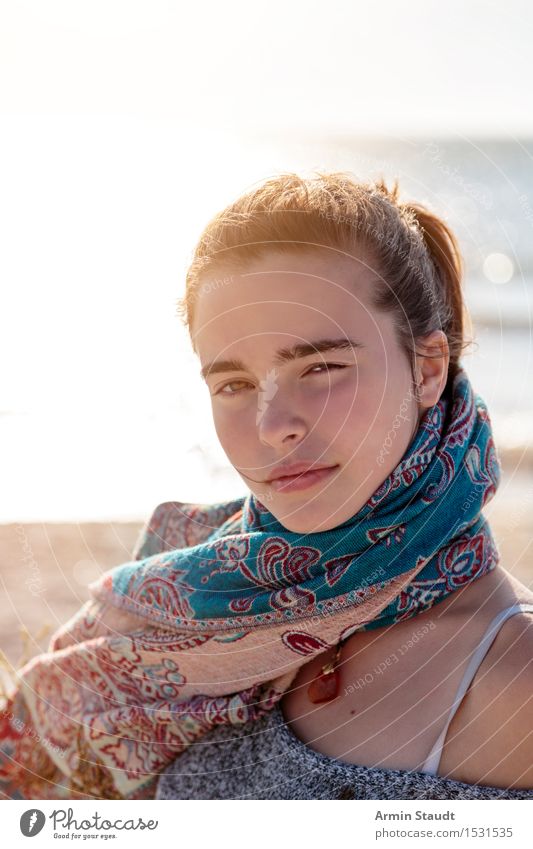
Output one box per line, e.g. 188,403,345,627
307,635,350,704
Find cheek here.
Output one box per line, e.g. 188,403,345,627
324,379,380,432
212,404,253,457
369,392,418,464
327,376,414,456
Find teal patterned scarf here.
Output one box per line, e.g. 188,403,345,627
107,365,501,631
0,366,501,800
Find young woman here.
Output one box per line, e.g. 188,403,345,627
1,172,532,801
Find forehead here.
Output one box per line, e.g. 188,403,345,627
192,251,389,360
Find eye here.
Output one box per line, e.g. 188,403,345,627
304,363,348,376
214,379,253,397
213,363,348,398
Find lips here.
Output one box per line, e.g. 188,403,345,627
266,462,337,482
267,464,339,494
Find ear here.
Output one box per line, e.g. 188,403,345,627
413,330,450,410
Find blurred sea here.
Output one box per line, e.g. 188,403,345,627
2,133,533,521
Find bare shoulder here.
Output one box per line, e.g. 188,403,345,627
440,603,533,790
487,609,533,785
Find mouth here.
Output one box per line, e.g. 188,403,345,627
267,464,339,493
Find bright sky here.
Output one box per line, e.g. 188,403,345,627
1,0,532,135
1,0,531,520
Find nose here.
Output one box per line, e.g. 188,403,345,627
255,389,308,448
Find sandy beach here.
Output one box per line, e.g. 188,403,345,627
1,458,532,671
0,520,145,670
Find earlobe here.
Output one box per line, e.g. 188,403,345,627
414,330,450,409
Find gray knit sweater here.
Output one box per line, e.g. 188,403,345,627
155,699,533,800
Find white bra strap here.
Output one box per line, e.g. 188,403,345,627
420,602,533,775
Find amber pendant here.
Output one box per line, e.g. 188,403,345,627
307,660,341,704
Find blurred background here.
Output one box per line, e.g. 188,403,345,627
1,0,532,666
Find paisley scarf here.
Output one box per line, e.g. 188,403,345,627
0,367,501,800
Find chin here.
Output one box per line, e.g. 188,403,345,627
274,512,333,534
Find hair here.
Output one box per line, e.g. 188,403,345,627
176,171,473,399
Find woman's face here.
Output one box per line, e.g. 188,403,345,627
192,250,428,533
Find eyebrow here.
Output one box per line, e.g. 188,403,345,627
200,337,364,381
